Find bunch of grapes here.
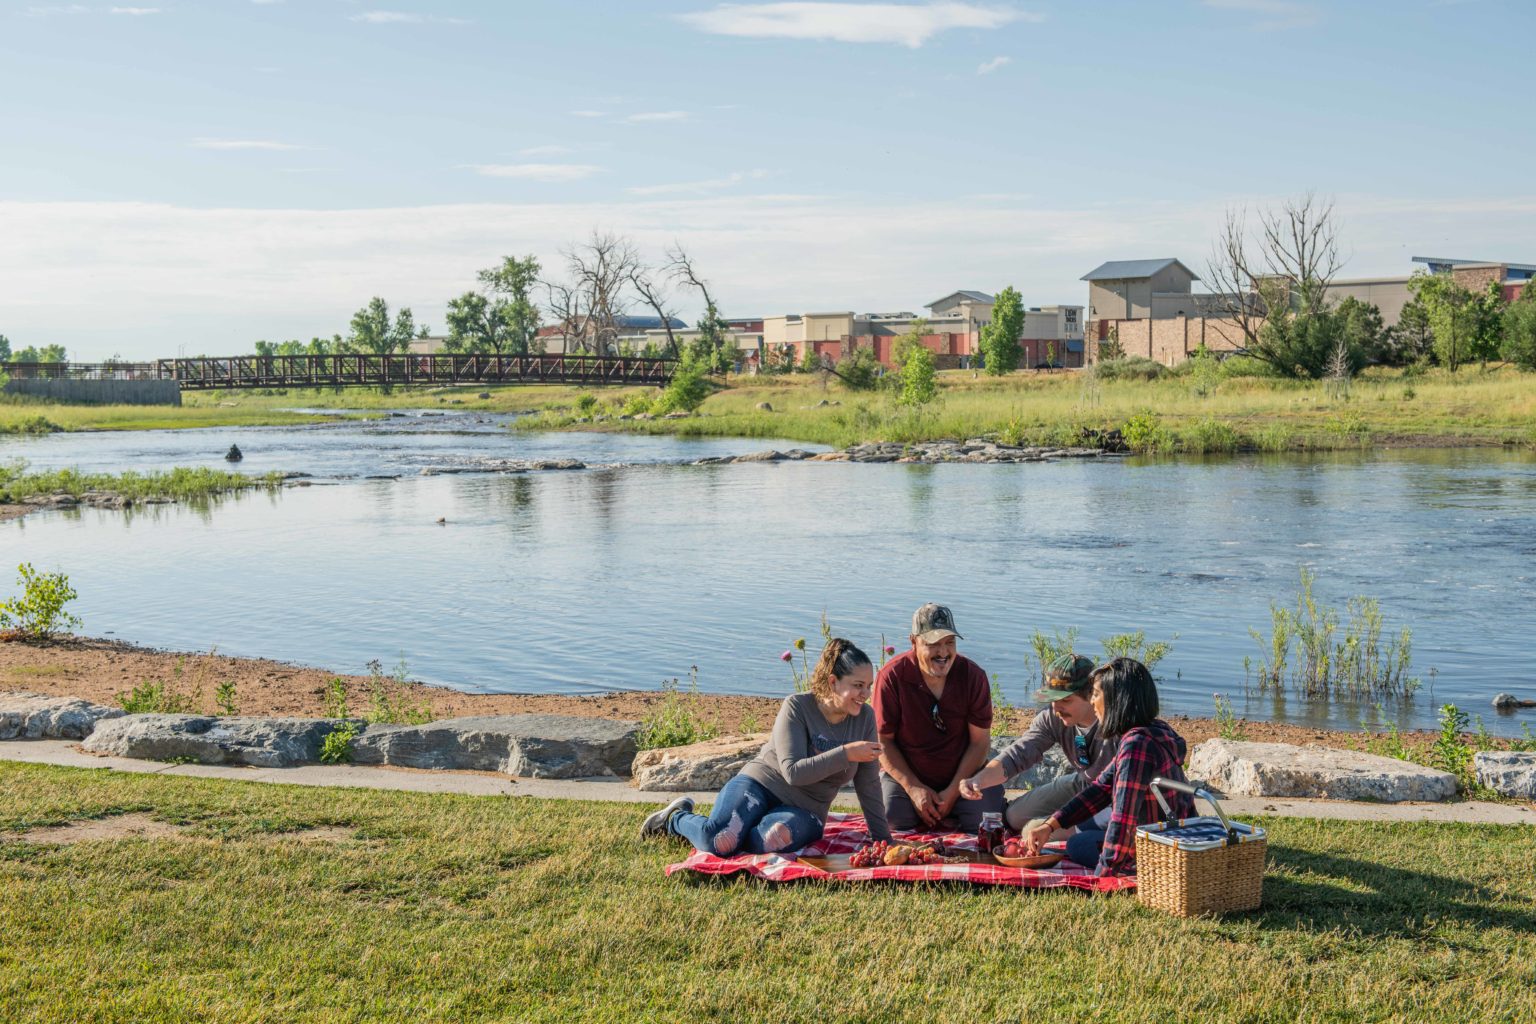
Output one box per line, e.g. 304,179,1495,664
906,846,940,865
849,841,889,868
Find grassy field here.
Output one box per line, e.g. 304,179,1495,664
2,763,1534,1023
5,366,1535,454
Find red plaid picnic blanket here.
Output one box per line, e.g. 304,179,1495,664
665,813,1137,893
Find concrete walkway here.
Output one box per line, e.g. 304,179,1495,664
4,739,1535,825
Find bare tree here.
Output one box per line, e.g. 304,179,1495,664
1204,193,1345,361
550,230,639,356
667,242,729,369
627,265,681,357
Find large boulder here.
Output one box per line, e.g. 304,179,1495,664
990,736,1074,790
81,714,342,767
351,714,640,778
0,691,124,740
1189,738,1459,803
1474,751,1536,800
631,733,768,792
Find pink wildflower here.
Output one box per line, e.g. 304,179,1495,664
780,651,794,662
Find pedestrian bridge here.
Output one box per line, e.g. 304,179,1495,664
2,353,677,391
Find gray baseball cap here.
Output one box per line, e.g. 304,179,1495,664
911,603,962,644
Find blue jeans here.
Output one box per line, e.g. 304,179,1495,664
1066,828,1106,869
669,775,824,856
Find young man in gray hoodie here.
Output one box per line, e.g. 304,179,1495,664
958,653,1116,832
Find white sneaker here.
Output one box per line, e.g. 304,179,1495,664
639,796,694,838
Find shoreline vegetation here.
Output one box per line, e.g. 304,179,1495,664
2,364,1534,453
0,464,286,522
2,634,1530,764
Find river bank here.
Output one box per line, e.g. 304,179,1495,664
1,634,1510,756
4,365,1533,453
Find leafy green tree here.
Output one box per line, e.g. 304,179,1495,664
0,334,10,361
254,340,277,358
1408,273,1503,372
444,291,508,354
348,297,416,355
274,340,306,357
892,317,928,372
1389,294,1434,364
981,285,1024,375
480,254,541,354
1502,284,1536,371
13,344,67,363
656,351,711,413
1255,305,1362,379
1333,296,1389,364
834,346,880,391
899,344,938,407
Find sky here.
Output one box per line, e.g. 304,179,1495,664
2,0,1533,359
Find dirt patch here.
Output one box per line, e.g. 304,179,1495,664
0,634,1475,754
13,811,185,845
0,504,28,524
278,825,360,844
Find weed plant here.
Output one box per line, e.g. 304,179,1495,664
0,563,81,640
362,659,433,726
0,461,282,505
637,669,721,750
1213,694,1247,740
1248,569,1419,702
117,679,197,715
319,722,359,764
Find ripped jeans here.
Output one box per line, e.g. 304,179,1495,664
669,775,824,856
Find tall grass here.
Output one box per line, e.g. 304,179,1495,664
0,462,284,503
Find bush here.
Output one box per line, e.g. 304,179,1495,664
117,680,196,715
655,355,710,414
619,394,655,417
215,680,239,717
362,659,432,726
1122,412,1174,454
574,393,598,415
0,563,81,640
637,671,720,750
835,347,880,391
1092,356,1166,382
319,721,359,764
1218,355,1277,379
1181,418,1243,454
898,345,938,407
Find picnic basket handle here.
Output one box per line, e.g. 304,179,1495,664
1150,777,1236,838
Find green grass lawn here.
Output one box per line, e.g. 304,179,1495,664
2,763,1533,1023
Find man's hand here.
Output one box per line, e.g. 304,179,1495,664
935,784,960,818
907,784,944,827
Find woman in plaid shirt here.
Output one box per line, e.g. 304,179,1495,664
1022,658,1193,876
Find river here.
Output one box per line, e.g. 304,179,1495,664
4,412,1534,736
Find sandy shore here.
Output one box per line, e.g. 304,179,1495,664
0,634,1466,753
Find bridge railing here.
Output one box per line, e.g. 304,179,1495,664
1,362,160,381
155,352,676,389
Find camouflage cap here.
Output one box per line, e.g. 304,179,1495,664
1033,653,1096,703
911,603,962,644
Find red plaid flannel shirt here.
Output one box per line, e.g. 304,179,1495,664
1052,720,1192,877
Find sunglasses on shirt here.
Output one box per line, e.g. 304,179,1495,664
929,701,947,733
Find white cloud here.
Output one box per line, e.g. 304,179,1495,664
189,138,304,151
569,110,608,118
350,10,470,24
6,192,1535,358
465,163,603,182
1202,0,1318,30
678,2,1036,48
518,145,573,157
626,170,769,196
976,54,1009,74
625,111,691,123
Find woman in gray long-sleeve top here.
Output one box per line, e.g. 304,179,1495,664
640,639,893,855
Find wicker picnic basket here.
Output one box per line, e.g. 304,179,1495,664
1134,777,1266,918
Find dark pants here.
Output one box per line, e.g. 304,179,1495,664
1065,828,1106,870
881,774,1005,833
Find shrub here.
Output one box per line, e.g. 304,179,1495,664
1218,355,1277,379
1254,423,1295,452
322,677,350,719
620,394,655,417
0,563,81,640
1181,418,1243,454
655,354,711,414
1187,345,1220,398
215,680,239,717
835,347,880,392
1430,704,1473,791
898,345,938,407
319,721,359,764
637,670,720,750
990,675,1017,738
1100,631,1175,673
574,393,598,415
1213,694,1247,741
1122,412,1174,454
1092,357,1166,382
0,415,63,435
117,680,196,715
362,659,432,726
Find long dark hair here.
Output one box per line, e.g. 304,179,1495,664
1093,657,1159,737
810,638,872,700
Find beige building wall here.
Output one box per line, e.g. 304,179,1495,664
1324,277,1413,326
1089,279,1153,320
762,316,806,347
801,312,855,344
1106,317,1247,366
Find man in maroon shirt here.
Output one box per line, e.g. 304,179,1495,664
874,603,1004,831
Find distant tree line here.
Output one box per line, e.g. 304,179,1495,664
0,335,68,364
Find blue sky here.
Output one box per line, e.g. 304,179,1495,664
2,0,1533,358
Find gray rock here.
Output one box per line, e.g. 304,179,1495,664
1474,752,1536,799
477,392,492,400
82,714,345,767
733,450,786,463
1189,738,1459,802
631,733,768,792
0,692,124,740
1492,693,1536,710
989,737,1074,790
754,402,773,411
351,714,640,778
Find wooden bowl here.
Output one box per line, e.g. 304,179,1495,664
991,852,1065,869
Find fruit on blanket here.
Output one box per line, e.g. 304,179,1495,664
849,841,888,868
1000,838,1026,858
883,845,911,866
